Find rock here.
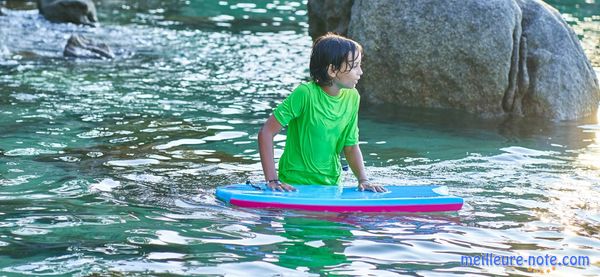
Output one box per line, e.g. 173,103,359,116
64,34,114,59
37,0,98,26
512,0,599,119
308,0,354,39
308,0,600,120
348,0,521,118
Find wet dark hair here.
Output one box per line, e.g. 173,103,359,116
309,33,363,87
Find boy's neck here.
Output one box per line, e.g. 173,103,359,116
320,83,341,96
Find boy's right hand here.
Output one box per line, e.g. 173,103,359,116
267,181,296,192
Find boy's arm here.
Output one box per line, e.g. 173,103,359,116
343,144,386,192
258,115,295,191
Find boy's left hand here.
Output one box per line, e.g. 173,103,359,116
358,182,386,193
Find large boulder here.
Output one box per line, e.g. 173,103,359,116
64,34,114,59
308,0,600,120
37,0,98,26
512,0,599,119
307,0,354,39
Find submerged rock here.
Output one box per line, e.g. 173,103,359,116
308,0,600,121
64,34,114,59
37,0,98,26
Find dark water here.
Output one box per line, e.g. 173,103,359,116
0,0,599,276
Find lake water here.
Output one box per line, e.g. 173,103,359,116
0,0,599,275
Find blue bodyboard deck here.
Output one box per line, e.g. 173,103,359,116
216,184,463,213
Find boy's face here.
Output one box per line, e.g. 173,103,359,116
329,52,363,89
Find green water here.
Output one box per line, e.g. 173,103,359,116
0,0,599,275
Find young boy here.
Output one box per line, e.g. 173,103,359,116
258,33,385,193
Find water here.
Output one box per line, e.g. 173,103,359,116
0,0,599,275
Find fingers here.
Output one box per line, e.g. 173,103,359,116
276,183,289,192
375,185,387,193
267,183,277,191
267,183,296,192
359,183,387,193
268,184,284,192
371,184,386,192
282,183,297,191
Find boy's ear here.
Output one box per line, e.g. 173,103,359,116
327,64,337,79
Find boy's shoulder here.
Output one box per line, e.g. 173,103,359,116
291,82,360,100
294,81,317,92
345,87,360,95
290,81,317,97
341,87,360,100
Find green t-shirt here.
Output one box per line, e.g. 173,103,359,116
273,81,360,186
